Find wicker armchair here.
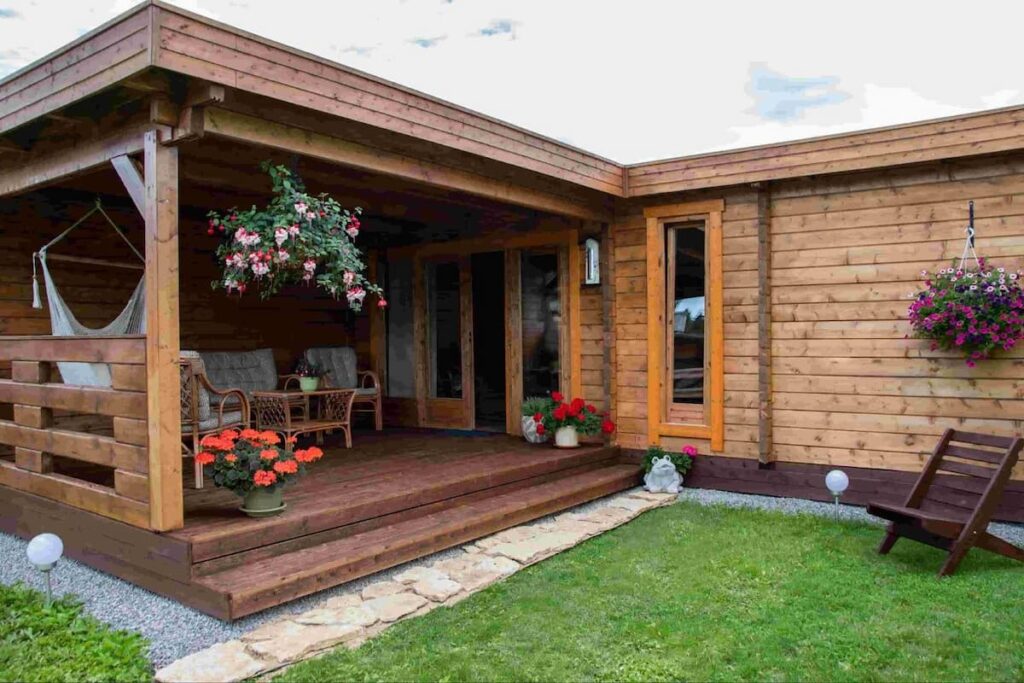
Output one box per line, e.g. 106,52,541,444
303,347,382,431
180,351,250,489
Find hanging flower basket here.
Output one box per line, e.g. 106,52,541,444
909,261,1023,365
206,162,385,312
908,205,1024,366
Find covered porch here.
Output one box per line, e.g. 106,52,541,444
0,3,627,618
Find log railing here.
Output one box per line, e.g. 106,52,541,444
0,336,158,529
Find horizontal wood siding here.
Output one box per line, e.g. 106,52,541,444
612,188,757,456
0,8,150,135
768,155,1024,478
153,6,623,196
627,108,1024,196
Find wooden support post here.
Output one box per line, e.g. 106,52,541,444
600,222,615,442
143,129,183,532
505,250,523,435
568,229,583,401
756,183,774,466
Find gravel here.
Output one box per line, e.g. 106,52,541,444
2,487,1021,669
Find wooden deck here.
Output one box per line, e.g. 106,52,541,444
1,429,638,620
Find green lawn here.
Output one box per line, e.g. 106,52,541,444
276,502,1024,682
0,582,150,683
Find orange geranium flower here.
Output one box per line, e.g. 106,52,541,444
258,430,281,445
286,435,298,445
199,435,231,451
194,451,216,466
273,459,298,475
240,428,261,440
253,470,277,487
259,449,279,461
225,454,238,463
294,446,324,463
220,429,239,440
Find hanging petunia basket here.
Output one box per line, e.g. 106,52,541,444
206,162,385,312
908,203,1024,366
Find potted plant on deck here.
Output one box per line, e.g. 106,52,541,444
195,429,324,517
294,358,326,392
527,392,615,448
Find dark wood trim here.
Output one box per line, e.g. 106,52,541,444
755,183,773,465
621,452,1024,524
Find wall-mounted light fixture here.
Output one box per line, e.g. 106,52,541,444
584,238,600,285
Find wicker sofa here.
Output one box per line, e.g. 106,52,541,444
303,346,382,431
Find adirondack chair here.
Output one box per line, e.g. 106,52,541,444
867,428,1024,577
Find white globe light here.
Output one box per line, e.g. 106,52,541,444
26,533,63,570
825,470,849,495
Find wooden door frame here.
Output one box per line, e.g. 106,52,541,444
386,228,582,434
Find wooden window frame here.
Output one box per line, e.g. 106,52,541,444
645,200,724,451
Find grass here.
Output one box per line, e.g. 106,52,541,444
0,582,151,683
276,502,1024,682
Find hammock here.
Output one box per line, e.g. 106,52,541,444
31,200,146,387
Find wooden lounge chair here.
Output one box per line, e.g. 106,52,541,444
867,428,1024,576
180,352,250,489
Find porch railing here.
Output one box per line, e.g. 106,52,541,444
0,336,153,529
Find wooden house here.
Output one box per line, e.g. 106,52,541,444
1,1,1022,617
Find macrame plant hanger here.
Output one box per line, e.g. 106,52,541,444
31,198,146,387
957,200,981,272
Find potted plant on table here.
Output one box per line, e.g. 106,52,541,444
528,391,615,448
294,358,326,392
195,429,324,517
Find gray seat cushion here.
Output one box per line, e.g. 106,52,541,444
196,410,246,432
305,347,359,390
200,348,278,396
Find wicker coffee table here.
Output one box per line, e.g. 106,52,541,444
251,388,357,449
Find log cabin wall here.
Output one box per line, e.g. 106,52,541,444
614,153,1024,479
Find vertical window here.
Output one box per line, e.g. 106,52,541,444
645,200,724,451
665,221,706,423
520,250,561,398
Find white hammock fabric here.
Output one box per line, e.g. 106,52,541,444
31,201,146,387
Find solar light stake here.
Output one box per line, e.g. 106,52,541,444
26,533,63,605
825,470,849,522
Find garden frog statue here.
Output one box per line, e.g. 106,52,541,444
644,455,682,494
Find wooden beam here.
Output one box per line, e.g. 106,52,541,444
707,208,725,453
143,129,183,532
756,184,773,465
201,108,610,221
111,154,146,217
645,215,663,447
504,249,523,435
0,124,164,198
599,221,615,440
568,229,583,400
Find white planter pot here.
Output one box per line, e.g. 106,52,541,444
554,426,579,448
521,416,548,443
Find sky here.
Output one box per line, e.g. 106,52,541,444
1,0,1022,164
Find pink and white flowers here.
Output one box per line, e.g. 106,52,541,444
208,163,384,309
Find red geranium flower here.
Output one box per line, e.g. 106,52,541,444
533,412,543,423
586,404,597,413
536,423,546,435
601,419,616,434
553,404,569,421
551,391,564,402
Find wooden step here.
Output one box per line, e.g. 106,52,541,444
198,463,641,619
178,444,622,561
191,457,621,577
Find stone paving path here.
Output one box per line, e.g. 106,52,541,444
155,488,674,682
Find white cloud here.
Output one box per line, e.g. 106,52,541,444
1,0,1022,164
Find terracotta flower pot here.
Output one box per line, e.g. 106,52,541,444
240,486,286,518
554,426,579,448
299,376,320,392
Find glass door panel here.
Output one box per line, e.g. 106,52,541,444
521,250,560,399
426,261,463,399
